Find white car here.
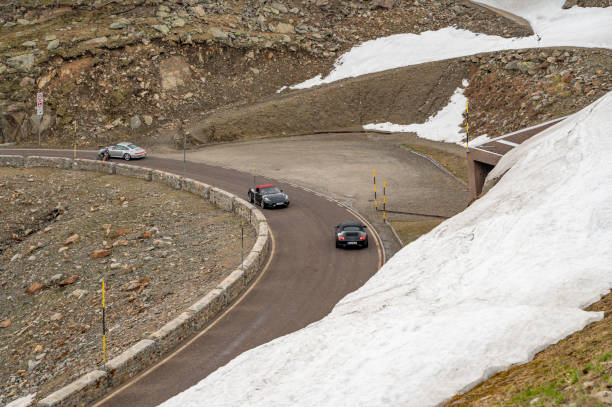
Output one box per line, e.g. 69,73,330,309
106,142,147,160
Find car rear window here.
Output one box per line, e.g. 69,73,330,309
342,226,363,232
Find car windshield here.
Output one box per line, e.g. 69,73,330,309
126,144,139,149
342,226,363,232
261,187,281,195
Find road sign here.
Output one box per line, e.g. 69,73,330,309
36,92,43,116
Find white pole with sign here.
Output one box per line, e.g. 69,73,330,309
36,92,43,146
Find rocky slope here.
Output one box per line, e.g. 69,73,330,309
0,0,532,148
0,167,254,405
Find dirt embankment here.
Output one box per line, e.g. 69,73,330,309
187,45,611,145
188,59,471,143
0,168,255,406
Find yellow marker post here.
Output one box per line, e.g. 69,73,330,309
102,280,106,365
466,102,470,152
373,169,378,211
383,178,386,220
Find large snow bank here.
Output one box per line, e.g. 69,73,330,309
161,92,612,406
290,2,612,89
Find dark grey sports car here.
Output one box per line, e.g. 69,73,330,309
335,221,368,249
248,184,290,209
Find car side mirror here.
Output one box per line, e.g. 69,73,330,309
280,189,284,192
363,225,367,228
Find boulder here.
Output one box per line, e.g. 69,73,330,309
273,23,294,34
59,275,79,286
109,18,130,29
153,25,170,35
171,17,186,28
20,77,35,87
208,27,229,40
92,249,111,258
7,54,36,72
47,39,60,50
371,0,394,8
64,234,79,245
271,2,288,12
26,282,47,295
84,36,108,46
190,5,205,17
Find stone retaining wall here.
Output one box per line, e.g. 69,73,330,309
0,156,270,407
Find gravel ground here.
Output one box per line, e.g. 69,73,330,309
0,168,255,405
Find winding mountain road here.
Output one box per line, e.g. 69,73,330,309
0,149,382,406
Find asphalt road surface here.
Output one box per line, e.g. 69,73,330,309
0,150,382,407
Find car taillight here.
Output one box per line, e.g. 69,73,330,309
338,236,345,241
359,236,366,240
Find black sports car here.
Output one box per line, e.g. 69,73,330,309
248,184,290,209
335,221,368,248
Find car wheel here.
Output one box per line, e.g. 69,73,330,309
335,241,341,248
249,194,254,204
123,153,131,161
364,241,368,248
260,200,265,209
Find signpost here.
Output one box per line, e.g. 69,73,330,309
36,92,43,146
466,102,470,152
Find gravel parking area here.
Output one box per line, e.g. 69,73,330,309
164,132,471,257
0,168,255,405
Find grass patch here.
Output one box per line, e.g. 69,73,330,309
510,382,567,406
389,219,444,245
444,292,612,407
402,143,468,184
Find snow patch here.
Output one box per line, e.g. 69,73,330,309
364,84,468,144
287,5,611,89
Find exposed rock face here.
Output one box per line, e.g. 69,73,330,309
59,57,96,79
29,110,55,134
159,56,191,90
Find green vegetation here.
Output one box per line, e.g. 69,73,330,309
389,219,444,245
402,143,468,184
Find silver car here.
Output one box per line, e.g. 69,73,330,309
107,142,147,160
